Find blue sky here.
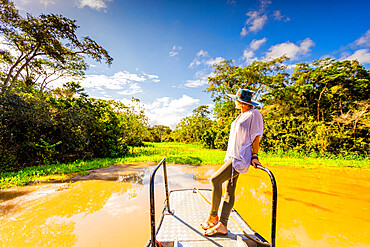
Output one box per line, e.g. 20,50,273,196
10,0,370,128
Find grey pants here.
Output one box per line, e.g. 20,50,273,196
210,158,239,226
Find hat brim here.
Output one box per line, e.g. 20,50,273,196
226,94,260,106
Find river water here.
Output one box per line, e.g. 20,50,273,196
0,163,369,247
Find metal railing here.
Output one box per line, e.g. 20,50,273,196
256,164,278,247
148,158,277,247
149,158,170,247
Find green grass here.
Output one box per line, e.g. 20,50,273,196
1,142,369,189
260,149,369,169
125,142,226,165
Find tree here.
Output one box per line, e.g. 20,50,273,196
197,56,369,155
52,81,88,98
22,57,87,91
259,58,370,155
206,56,289,121
261,58,370,122
148,125,173,142
173,105,213,144
0,0,112,90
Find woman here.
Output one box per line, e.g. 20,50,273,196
200,88,263,236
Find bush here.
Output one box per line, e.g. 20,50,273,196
0,89,149,172
261,116,369,156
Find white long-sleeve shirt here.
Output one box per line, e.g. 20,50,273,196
224,108,263,173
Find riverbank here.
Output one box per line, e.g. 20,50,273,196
1,142,369,189
2,160,370,247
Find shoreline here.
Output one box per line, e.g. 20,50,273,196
2,161,369,191
1,142,369,190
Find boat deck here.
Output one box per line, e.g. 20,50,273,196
154,189,269,247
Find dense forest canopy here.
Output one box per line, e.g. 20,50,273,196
0,0,369,172
173,57,370,155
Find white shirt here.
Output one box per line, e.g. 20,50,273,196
224,108,263,173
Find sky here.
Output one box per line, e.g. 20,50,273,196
8,0,370,128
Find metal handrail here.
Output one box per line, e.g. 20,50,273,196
256,164,278,247
149,158,170,247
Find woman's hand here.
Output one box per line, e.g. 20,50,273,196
251,158,261,168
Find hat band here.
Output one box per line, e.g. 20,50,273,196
237,96,252,103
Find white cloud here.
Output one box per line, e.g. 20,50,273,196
354,30,370,47
240,38,267,64
259,0,272,9
144,95,200,129
189,59,201,68
145,73,160,82
184,70,213,88
272,10,282,20
169,45,182,57
79,71,158,92
184,79,207,88
265,38,315,60
189,50,224,68
40,0,54,6
197,50,209,57
341,49,370,64
242,49,258,64
169,51,178,57
245,11,268,33
336,30,370,64
272,10,290,22
77,0,112,11
117,83,142,95
240,0,276,37
250,38,267,51
14,0,56,8
48,70,159,99
205,57,225,66
240,27,247,38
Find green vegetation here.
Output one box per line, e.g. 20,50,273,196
0,0,112,91
0,1,150,171
1,142,368,189
0,1,369,184
0,87,150,171
173,57,369,157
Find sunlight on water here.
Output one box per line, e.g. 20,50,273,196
0,163,369,246
235,166,370,247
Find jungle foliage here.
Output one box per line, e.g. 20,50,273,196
0,84,150,171
173,57,370,157
1,0,369,173
0,1,151,171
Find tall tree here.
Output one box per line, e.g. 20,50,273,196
262,58,370,122
206,56,289,121
173,105,213,144
0,0,112,90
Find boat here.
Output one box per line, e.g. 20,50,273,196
145,158,277,247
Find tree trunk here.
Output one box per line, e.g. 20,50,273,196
9,45,40,89
4,53,26,87
317,84,327,122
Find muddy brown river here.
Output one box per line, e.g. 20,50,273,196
1,163,369,246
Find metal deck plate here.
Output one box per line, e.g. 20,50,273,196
155,189,268,247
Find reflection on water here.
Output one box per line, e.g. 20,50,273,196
118,172,145,184
0,163,369,247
